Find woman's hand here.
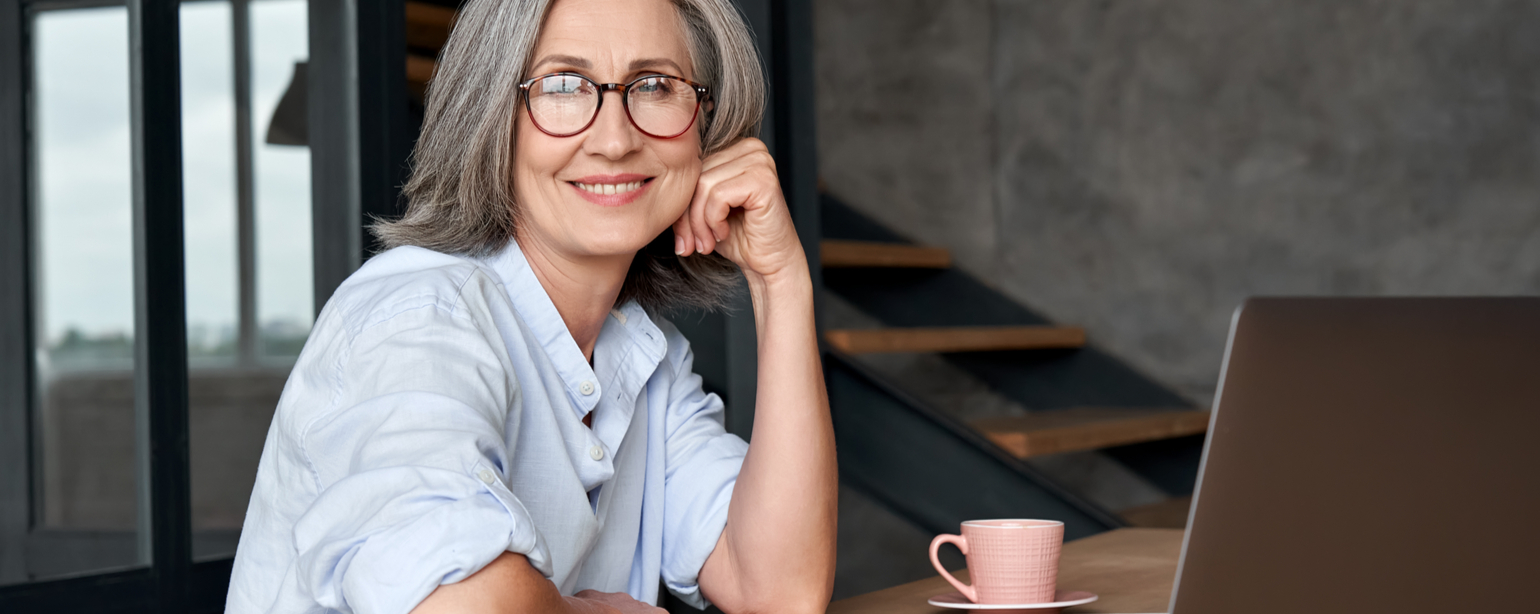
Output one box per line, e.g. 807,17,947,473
570,590,667,614
673,138,806,283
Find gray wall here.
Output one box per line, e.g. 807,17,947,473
816,0,1540,405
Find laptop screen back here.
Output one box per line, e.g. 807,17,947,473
1171,298,1540,614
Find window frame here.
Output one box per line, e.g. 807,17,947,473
0,0,202,609
0,0,388,608
0,0,255,609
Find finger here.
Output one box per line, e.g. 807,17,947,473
690,180,716,254
700,137,768,173
671,211,694,256
701,151,777,206
703,173,756,241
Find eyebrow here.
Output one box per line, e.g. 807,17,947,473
529,54,687,78
628,58,686,75
530,54,591,72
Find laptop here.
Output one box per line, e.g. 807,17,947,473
1170,298,1540,614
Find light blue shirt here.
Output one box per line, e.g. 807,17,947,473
226,240,748,614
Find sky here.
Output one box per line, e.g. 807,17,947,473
32,0,312,346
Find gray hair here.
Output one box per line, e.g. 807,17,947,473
372,0,766,313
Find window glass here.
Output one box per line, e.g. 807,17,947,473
28,4,143,580
187,0,311,560
181,0,248,560
182,0,240,367
252,0,312,359
21,0,315,573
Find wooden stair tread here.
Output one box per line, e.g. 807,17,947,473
820,239,951,269
824,325,1084,354
406,54,436,90
972,407,1210,459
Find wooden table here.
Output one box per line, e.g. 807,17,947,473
826,528,1183,614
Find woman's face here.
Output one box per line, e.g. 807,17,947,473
513,0,703,261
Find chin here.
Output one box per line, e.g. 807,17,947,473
572,226,668,258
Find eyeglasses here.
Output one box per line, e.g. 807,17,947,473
518,72,710,139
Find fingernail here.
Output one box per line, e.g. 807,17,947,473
696,238,706,253
675,235,685,255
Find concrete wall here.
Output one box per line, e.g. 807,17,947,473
816,0,1540,405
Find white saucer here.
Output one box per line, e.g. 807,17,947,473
927,590,1098,612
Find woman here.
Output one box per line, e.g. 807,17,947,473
224,0,836,612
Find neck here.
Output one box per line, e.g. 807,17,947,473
515,232,633,362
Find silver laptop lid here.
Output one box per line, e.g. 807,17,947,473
1170,298,1540,614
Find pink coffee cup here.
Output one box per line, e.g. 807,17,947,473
929,519,1065,604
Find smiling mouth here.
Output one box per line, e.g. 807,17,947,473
572,179,651,195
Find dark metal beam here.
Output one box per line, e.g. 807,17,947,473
0,567,154,612
826,351,1124,539
714,0,825,440
355,0,409,259
128,0,191,610
770,0,820,308
188,558,233,614
717,0,773,440
0,0,32,587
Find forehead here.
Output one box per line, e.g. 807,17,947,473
533,0,694,77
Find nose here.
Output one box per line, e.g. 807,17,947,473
582,89,644,160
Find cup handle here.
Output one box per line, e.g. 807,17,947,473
929,533,976,603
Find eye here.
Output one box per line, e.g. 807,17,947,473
633,76,676,95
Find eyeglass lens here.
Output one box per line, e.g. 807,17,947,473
526,74,700,138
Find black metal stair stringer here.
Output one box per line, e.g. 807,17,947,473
825,349,1124,541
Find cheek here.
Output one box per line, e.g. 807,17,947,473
513,112,572,189
661,137,704,198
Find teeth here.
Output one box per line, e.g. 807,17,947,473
575,181,644,195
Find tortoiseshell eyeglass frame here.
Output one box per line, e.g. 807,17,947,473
518,72,711,139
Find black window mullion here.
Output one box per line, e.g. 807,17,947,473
232,0,257,366
128,0,191,611
0,0,34,587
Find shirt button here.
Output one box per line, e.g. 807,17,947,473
579,381,595,396
589,445,605,461
476,469,496,485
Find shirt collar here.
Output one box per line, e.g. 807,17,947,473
481,239,668,417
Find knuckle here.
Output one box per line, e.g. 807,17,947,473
752,151,778,172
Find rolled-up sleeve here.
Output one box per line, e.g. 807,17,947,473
658,333,750,608
291,301,550,614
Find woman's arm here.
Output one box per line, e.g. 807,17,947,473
676,138,839,614
412,553,663,614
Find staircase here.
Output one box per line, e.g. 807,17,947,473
818,194,1210,539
